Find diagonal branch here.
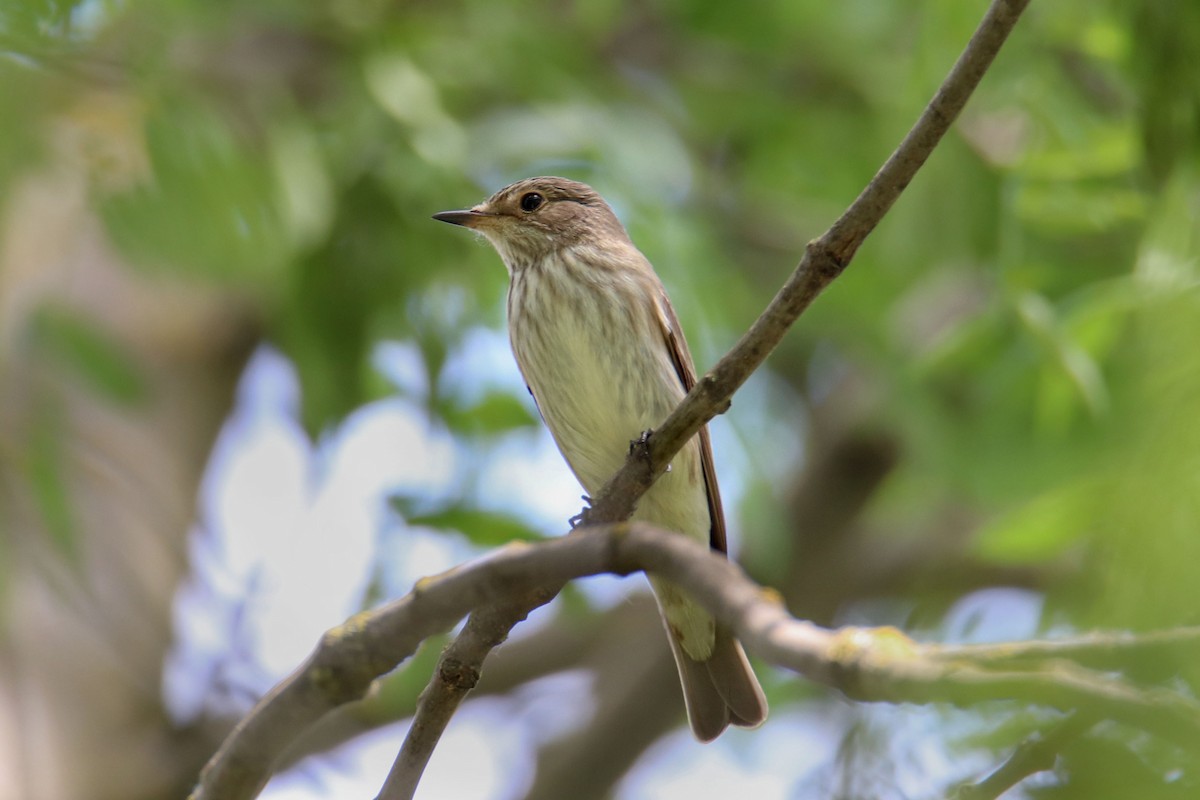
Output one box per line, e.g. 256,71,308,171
376,590,558,800
583,0,1032,526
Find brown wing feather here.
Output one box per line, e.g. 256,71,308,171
655,292,728,555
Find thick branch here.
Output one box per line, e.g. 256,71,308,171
190,544,581,800
193,525,1200,800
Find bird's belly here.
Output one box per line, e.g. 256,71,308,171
522,311,670,490
510,293,708,541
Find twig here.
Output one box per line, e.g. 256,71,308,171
950,713,1094,800
376,590,557,800
192,524,1200,800
518,605,682,800
931,627,1200,671
582,0,1032,526
270,610,611,771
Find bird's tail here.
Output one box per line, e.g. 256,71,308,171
664,622,769,741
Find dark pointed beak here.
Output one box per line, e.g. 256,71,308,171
432,209,488,228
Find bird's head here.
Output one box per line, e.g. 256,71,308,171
433,177,631,268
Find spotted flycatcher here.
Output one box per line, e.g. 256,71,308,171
433,177,767,741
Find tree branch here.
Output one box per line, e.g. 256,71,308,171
931,627,1200,671
190,541,581,800
519,604,683,800
192,524,1200,800
376,591,556,800
582,0,1032,526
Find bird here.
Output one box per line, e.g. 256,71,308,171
433,176,767,741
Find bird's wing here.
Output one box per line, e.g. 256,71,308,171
654,290,728,555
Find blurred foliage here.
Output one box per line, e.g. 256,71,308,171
30,304,149,405
22,399,77,558
391,498,546,547
3,0,1199,795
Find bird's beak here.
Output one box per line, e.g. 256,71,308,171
432,208,492,228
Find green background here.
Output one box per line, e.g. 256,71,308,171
1,0,1198,797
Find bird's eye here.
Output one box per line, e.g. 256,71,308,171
519,192,545,212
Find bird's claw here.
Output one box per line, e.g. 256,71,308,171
569,495,592,529
629,429,655,463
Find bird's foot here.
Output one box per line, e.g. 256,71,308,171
569,495,592,529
